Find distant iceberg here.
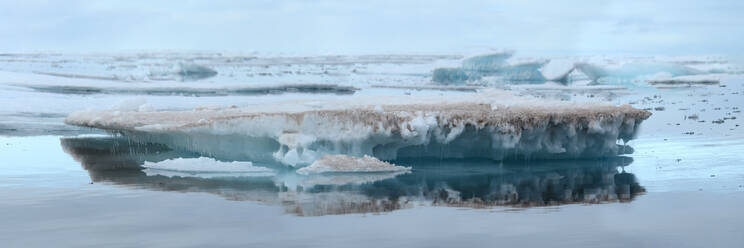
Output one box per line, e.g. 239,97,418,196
65,90,651,167
540,59,576,83
574,62,701,82
149,63,218,81
176,63,218,81
434,52,713,85
461,52,513,72
431,68,472,84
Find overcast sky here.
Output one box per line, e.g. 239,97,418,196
1,0,743,56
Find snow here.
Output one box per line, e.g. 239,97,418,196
142,157,274,178
65,90,651,166
296,155,411,175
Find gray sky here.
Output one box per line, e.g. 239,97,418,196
1,0,743,56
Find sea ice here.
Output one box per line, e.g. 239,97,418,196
461,52,513,72
148,63,218,81
500,60,547,82
647,75,720,87
431,68,471,84
176,63,218,81
142,157,274,178
65,90,651,166
540,58,576,83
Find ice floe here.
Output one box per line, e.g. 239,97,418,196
143,157,271,173
65,90,651,166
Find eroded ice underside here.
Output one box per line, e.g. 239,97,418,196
66,90,651,166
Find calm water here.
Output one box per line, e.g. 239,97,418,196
1,135,743,247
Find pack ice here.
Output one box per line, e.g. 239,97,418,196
432,52,714,85
65,90,651,167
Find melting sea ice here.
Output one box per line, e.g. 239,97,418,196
1,52,743,247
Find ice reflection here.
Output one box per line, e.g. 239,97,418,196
61,136,644,216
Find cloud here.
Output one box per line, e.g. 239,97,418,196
0,0,742,56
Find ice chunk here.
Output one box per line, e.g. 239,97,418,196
461,52,513,72
540,59,576,83
296,155,411,175
65,90,651,166
431,68,471,84
143,157,274,178
148,63,218,81
575,62,701,81
454,54,547,82
500,61,547,82
176,63,218,81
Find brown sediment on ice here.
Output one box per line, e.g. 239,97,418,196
65,90,652,164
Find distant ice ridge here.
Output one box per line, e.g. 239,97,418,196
148,63,218,81
646,74,720,87
66,90,651,167
296,155,411,175
431,52,718,85
573,62,701,82
142,157,274,178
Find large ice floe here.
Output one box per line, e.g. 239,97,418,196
65,89,651,167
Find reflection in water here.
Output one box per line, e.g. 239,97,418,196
61,136,644,216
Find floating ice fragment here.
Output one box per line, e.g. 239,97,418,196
177,63,218,81
142,157,274,178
